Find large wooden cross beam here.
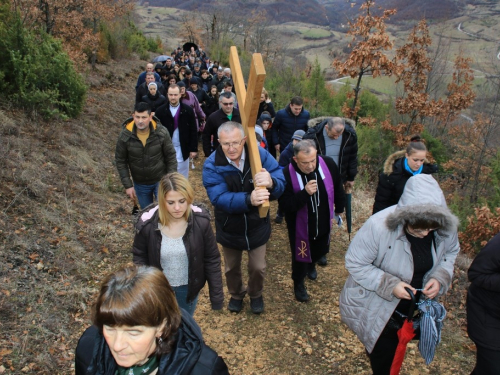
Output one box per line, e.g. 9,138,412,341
229,46,269,218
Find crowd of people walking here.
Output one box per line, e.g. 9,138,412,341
74,47,499,375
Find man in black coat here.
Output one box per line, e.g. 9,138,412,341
278,140,345,302
202,92,241,157
155,84,198,178
304,117,358,187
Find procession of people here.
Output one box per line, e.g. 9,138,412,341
74,45,496,375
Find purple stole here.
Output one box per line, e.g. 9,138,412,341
288,157,334,263
172,105,181,131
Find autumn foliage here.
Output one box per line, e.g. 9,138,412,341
332,0,396,119
11,0,133,64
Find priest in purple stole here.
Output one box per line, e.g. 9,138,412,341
278,139,345,302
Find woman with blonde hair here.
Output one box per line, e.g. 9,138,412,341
75,265,229,374
132,172,223,315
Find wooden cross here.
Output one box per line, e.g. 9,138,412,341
229,46,269,218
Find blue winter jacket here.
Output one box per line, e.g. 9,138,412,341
271,104,310,151
202,145,285,250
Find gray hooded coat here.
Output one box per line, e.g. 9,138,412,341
339,174,459,353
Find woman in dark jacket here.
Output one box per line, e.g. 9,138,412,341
141,82,167,112
75,265,229,375
132,173,224,315
204,85,220,118
257,88,276,119
467,232,500,375
372,135,438,214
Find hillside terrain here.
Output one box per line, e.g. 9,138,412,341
135,0,500,81
0,57,477,374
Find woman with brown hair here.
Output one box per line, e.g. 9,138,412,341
132,172,223,315
75,265,229,374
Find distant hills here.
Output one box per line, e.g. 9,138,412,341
142,0,469,28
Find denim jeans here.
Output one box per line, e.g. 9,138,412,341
133,182,158,209
172,285,199,316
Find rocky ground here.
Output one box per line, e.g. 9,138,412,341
0,58,476,374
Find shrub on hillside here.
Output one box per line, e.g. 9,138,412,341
459,206,500,256
0,12,86,118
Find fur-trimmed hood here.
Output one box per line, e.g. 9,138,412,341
385,174,459,233
307,116,356,129
383,150,433,175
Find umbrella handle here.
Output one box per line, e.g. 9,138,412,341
404,287,417,321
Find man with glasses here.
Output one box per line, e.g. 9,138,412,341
202,92,241,157
202,122,285,314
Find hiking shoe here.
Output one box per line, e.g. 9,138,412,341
307,264,317,281
131,205,139,216
317,255,327,266
294,281,310,302
250,296,264,314
274,215,283,224
228,297,243,313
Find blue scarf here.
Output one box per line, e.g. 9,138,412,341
404,158,423,176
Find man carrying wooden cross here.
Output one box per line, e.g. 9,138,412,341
202,48,285,314
202,122,285,314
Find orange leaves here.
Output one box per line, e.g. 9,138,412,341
460,207,500,255
332,1,397,118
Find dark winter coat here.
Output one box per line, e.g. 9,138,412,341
202,108,241,157
209,76,228,92
136,81,167,104
202,145,285,250
279,155,345,258
271,104,310,151
75,311,229,375
304,117,358,184
203,94,219,119
155,102,198,161
467,232,500,350
135,71,161,90
115,118,177,189
190,88,210,109
372,150,438,214
141,93,167,112
257,101,276,119
278,142,295,168
132,205,224,309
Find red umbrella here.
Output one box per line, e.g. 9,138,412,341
390,288,418,375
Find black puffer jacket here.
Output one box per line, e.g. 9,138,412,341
115,118,177,189
304,117,358,184
136,81,167,104
141,93,167,112
271,104,310,151
132,205,224,309
155,102,198,161
372,150,438,214
75,311,229,375
467,232,500,351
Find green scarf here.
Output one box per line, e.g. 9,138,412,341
116,355,159,375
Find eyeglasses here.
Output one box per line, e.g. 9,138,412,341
221,102,234,106
220,139,244,149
